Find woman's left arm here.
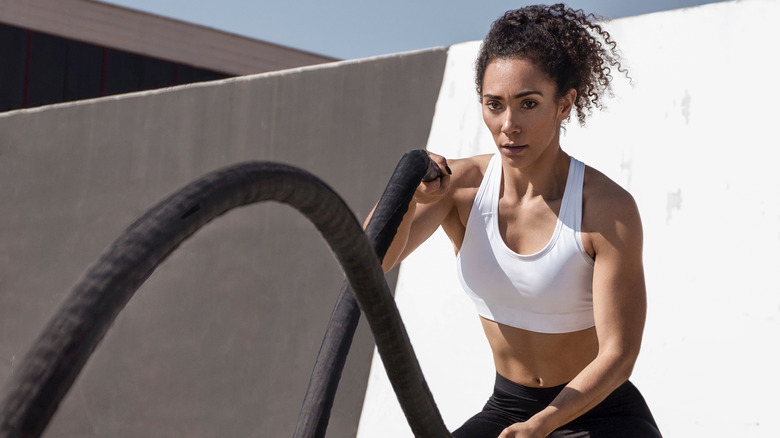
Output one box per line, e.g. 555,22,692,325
501,186,647,438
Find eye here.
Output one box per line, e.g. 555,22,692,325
486,101,502,111
522,100,538,109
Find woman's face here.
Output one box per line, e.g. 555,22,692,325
481,57,574,168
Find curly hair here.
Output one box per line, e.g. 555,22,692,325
475,4,628,125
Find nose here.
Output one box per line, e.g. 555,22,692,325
501,108,521,135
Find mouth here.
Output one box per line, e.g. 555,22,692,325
501,144,528,154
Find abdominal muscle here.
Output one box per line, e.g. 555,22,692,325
480,317,599,388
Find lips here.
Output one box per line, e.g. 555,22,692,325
501,144,528,154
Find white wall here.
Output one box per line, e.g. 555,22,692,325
358,1,780,436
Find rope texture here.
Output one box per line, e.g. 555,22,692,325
0,153,449,438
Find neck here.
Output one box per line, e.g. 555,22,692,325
501,137,570,201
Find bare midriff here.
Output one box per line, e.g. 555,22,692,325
480,317,599,388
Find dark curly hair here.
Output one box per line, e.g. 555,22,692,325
475,4,628,125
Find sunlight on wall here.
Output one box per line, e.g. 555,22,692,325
358,1,780,436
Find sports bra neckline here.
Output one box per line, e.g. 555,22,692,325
492,156,578,260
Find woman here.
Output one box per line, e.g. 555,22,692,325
373,4,662,438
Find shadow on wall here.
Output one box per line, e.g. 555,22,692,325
0,48,448,437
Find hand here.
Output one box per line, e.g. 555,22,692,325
498,421,546,438
413,152,451,204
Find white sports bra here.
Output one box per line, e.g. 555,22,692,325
456,154,595,334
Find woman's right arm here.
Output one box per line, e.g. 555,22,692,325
364,152,456,272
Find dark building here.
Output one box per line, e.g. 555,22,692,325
0,0,337,112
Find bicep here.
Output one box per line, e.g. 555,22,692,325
396,197,458,263
591,195,646,358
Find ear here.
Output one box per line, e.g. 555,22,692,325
557,88,577,122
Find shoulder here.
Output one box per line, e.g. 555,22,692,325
437,153,494,246
581,164,643,255
446,154,493,191
582,165,638,215
443,153,493,205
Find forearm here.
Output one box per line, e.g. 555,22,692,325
528,350,636,436
382,199,418,272
363,152,453,273
364,198,417,273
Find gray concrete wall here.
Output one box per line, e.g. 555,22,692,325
0,49,447,437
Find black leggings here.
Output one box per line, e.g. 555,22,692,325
453,373,662,438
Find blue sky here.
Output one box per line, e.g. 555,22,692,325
97,0,725,59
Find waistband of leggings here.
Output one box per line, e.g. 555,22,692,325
494,372,568,405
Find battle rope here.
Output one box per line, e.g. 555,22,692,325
294,149,441,438
0,151,450,438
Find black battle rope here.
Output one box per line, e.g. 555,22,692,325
294,149,441,438
0,152,450,438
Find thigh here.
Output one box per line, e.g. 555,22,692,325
452,412,508,438
552,381,662,438
452,395,524,438
551,416,662,438
452,376,544,438
454,411,660,438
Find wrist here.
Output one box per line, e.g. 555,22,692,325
526,410,557,437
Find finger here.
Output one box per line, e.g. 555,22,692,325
437,168,452,192
421,153,442,182
418,168,449,195
427,152,452,177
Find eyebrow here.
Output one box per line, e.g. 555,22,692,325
482,90,543,100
